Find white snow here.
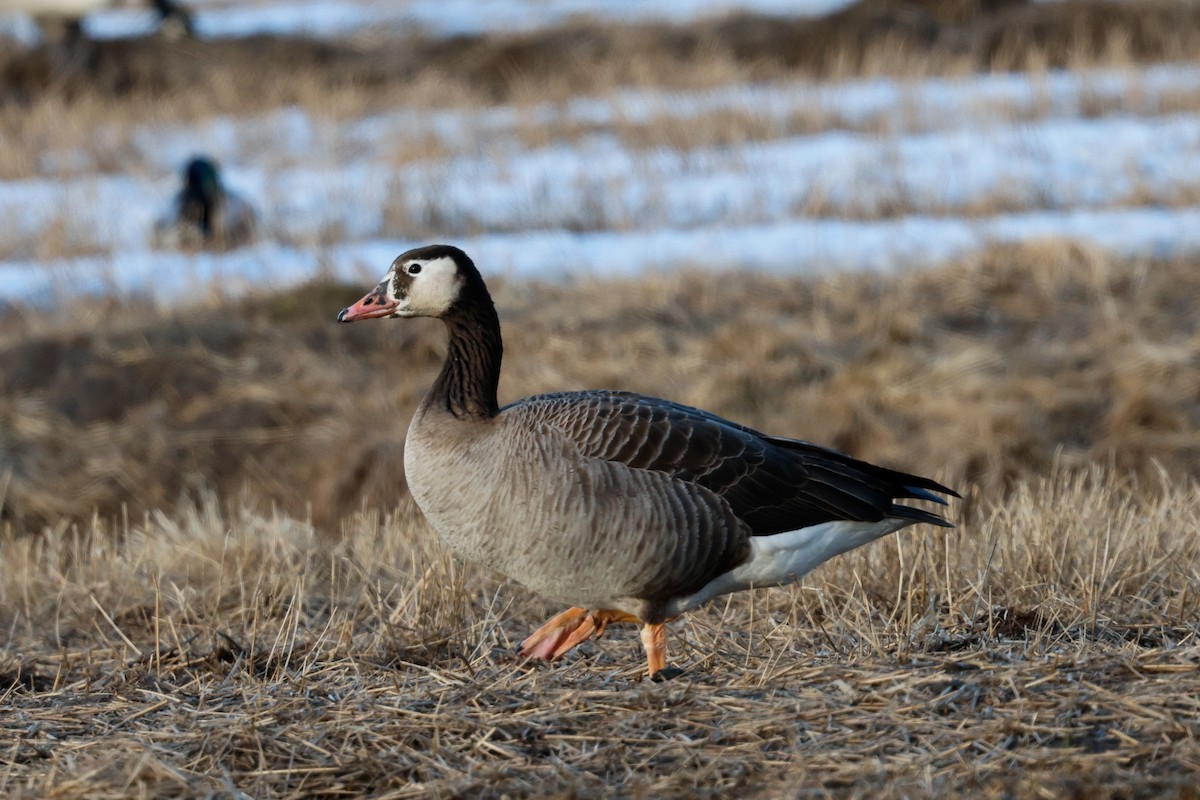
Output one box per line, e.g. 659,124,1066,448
1,0,856,43
5,206,1198,306
2,32,1198,306
6,109,1199,260
36,63,1198,181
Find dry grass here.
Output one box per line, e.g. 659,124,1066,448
2,247,1199,797
1,249,1198,796
3,0,1200,179
3,5,1200,792
1,462,1198,798
2,242,1198,533
10,0,1195,106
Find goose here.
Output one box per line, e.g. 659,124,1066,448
0,0,194,38
338,244,958,679
154,156,257,250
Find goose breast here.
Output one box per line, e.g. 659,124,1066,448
404,397,750,619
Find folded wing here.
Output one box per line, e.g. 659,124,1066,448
505,390,957,537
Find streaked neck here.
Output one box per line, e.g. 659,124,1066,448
429,293,502,420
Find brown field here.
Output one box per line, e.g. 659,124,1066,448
5,0,1200,112
4,0,1200,181
2,465,1199,798
3,245,1200,797
3,242,1199,533
4,0,1200,796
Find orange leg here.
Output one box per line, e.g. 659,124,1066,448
592,609,640,630
518,607,590,660
640,622,668,678
519,608,641,662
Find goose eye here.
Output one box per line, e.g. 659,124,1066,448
407,264,422,275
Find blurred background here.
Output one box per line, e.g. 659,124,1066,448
1,0,1197,533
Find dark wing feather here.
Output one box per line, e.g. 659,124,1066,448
504,390,957,535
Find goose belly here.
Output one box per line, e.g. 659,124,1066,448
664,518,915,617
403,424,697,611
406,466,648,608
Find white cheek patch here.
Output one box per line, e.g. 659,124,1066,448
406,256,463,316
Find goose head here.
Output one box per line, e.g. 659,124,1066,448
178,156,224,237
152,0,195,37
183,157,221,201
337,244,481,322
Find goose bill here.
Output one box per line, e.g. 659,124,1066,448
337,285,397,322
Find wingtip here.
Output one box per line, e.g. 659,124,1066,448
897,481,960,527
891,504,956,529
903,485,955,505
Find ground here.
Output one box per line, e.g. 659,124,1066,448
3,254,1199,799
2,1,1200,797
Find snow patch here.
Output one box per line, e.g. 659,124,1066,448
4,207,1199,307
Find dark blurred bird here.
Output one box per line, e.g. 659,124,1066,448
155,156,257,250
150,0,195,38
0,0,195,41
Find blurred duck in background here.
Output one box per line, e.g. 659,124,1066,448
0,0,194,40
155,157,258,250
